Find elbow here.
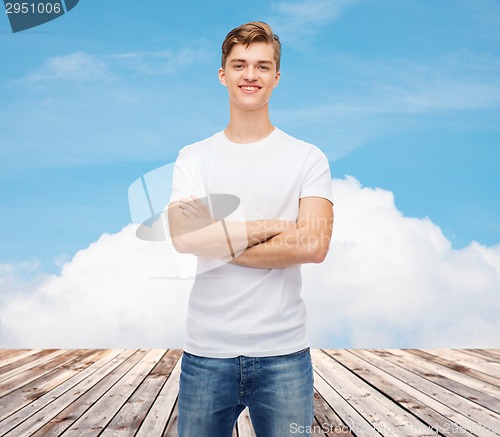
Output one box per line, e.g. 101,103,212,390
171,234,193,254
300,245,329,264
301,233,330,264
310,246,329,264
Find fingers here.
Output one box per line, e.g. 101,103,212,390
179,195,210,218
189,194,209,213
179,198,198,217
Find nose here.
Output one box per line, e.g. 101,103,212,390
243,65,258,81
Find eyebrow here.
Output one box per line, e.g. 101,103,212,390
229,59,273,64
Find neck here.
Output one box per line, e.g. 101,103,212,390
224,103,274,143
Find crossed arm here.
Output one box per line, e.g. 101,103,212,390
167,195,333,268
231,196,333,268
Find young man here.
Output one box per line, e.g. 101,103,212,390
168,21,333,437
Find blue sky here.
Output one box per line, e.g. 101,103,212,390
1,0,499,272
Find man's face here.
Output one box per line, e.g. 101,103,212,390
218,42,280,113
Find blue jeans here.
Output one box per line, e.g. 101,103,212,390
178,348,314,437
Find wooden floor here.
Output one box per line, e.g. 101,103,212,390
0,349,498,436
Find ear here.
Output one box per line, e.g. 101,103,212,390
274,71,281,88
218,68,227,87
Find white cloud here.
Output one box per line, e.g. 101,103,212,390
0,45,220,173
24,51,112,83
303,177,500,348
270,0,360,45
0,226,192,348
274,0,355,23
1,177,499,348
273,51,500,158
21,45,212,84
365,52,500,112
110,46,211,76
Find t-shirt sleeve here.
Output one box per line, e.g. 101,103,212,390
169,146,205,205
299,146,333,204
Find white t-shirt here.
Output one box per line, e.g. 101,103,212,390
170,127,333,358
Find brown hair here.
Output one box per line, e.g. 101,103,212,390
221,21,281,71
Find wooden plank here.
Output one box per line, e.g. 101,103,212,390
313,369,379,437
61,349,166,436
482,350,500,359
100,349,181,436
310,415,328,437
453,349,500,362
23,349,145,437
0,349,41,368
311,350,383,437
407,349,500,388
0,350,17,360
162,400,180,437
373,350,500,431
313,389,354,436
331,350,473,437
314,349,438,436
459,349,500,363
0,350,92,403
427,350,500,379
438,349,500,385
0,349,497,436
0,349,102,422
0,350,121,435
374,350,500,414
0,349,30,360
405,349,500,396
384,349,500,413
0,349,68,385
350,350,500,437
136,353,181,437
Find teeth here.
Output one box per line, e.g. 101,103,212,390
241,86,259,91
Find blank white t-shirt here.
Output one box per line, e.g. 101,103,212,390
170,127,333,358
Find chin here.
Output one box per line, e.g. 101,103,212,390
233,99,269,112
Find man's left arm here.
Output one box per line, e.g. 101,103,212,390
230,196,333,269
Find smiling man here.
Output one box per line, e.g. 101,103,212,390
168,21,333,436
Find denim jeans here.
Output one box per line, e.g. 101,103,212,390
177,348,314,437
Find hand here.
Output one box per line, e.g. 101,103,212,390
179,195,211,218
177,195,214,232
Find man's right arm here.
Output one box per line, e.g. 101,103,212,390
167,196,295,260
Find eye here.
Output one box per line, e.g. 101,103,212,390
258,65,270,71
233,64,244,70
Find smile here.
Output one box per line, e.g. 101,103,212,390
239,85,261,92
